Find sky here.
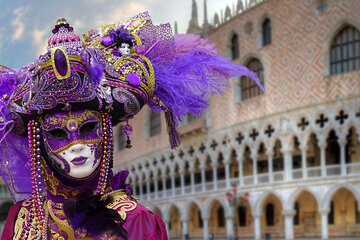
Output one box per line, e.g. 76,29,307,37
0,0,238,68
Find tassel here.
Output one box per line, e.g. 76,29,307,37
165,109,181,149
122,122,133,149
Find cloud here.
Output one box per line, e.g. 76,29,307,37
11,6,29,41
32,28,48,55
94,2,149,27
73,19,84,30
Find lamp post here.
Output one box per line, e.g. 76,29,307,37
226,183,238,240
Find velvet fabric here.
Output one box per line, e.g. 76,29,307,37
1,200,168,240
1,170,168,240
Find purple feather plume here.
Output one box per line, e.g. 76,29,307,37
87,61,105,85
148,34,264,125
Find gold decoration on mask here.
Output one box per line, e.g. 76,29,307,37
40,110,101,131
52,138,101,154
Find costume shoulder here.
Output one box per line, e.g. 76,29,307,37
1,200,25,240
107,190,168,240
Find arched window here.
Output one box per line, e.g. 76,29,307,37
240,58,264,101
266,203,275,226
262,18,272,46
217,206,225,227
328,201,335,224
238,206,247,226
230,34,239,60
294,202,300,225
325,130,340,165
330,25,360,75
149,111,161,136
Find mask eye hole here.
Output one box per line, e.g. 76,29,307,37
48,129,68,139
79,122,97,136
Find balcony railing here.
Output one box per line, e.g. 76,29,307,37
139,163,360,201
347,162,360,175
258,173,269,184
217,179,226,189
292,169,302,179
273,172,284,182
326,165,341,176
307,166,321,178
243,176,254,185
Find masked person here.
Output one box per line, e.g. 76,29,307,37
0,13,263,240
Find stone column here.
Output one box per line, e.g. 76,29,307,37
162,176,167,197
320,209,329,240
132,179,137,196
283,149,293,181
180,171,185,195
283,210,295,240
146,177,151,200
190,167,195,193
212,162,218,190
301,146,308,179
203,217,209,240
154,177,159,199
319,141,326,177
339,138,347,176
182,219,189,240
226,216,234,240
252,152,258,185
237,156,244,186
139,179,144,200
171,173,176,196
254,214,261,240
201,166,206,192
225,160,231,188
165,220,170,237
267,150,274,183
163,212,170,237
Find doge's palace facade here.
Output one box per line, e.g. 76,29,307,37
114,0,360,239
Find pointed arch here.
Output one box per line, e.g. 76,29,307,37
330,24,360,75
229,32,239,60
253,190,285,215
323,184,360,210
262,18,272,46
168,204,182,238
240,58,264,101
259,192,284,238
187,201,204,236
324,19,360,76
292,190,321,237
